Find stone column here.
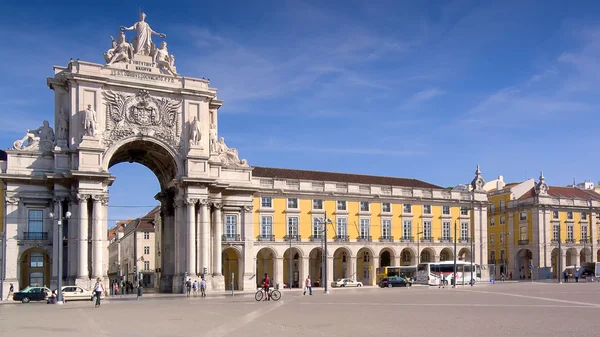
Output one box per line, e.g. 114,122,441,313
67,196,79,281
212,202,223,276
199,199,210,275
301,256,310,283
275,257,284,288
173,195,185,292
326,256,334,288
91,195,103,279
371,256,379,285
77,194,90,280
242,205,255,291
185,198,197,276
4,197,20,290
350,256,357,280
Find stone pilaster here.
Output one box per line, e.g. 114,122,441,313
185,198,198,276
77,194,90,281
91,195,104,279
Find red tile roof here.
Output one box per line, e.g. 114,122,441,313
518,186,600,200
252,166,442,189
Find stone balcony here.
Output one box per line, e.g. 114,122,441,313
255,235,274,242
518,239,529,245
21,231,49,240
378,236,394,243
356,235,372,242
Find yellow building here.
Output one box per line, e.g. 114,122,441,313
486,172,600,280
243,166,489,288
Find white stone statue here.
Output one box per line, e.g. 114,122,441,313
189,116,201,146
83,104,97,137
153,41,177,75
13,121,55,151
214,137,248,167
57,107,69,139
120,12,166,56
209,123,217,152
105,33,134,65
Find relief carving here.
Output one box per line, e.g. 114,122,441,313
103,89,181,147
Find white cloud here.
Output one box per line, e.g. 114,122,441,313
399,88,446,110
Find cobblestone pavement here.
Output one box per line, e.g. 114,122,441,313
1,282,600,337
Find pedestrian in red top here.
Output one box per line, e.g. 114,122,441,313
263,273,271,301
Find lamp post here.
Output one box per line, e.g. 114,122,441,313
416,231,423,265
317,214,333,293
453,220,457,288
49,204,72,304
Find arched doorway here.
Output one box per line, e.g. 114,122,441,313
309,248,323,287
333,247,351,280
379,248,394,267
458,248,471,262
19,248,51,289
283,248,302,288
256,248,276,287
107,137,180,293
357,247,374,285
551,248,559,278
439,248,453,262
566,248,578,266
597,249,600,263
400,248,415,266
580,248,591,264
222,248,241,290
516,249,533,279
420,248,435,263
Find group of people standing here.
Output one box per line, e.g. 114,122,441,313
185,278,207,297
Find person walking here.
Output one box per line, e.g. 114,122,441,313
200,278,207,297
563,270,569,283
439,274,445,289
6,283,14,300
113,282,119,296
192,280,198,297
185,278,192,297
93,278,105,308
575,270,580,283
303,275,312,295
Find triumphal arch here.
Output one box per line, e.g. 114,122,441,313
2,13,257,292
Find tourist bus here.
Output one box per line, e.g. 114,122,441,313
376,266,417,285
416,261,481,285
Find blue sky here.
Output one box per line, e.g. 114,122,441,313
2,0,600,223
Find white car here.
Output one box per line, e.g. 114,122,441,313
331,278,363,287
61,286,95,302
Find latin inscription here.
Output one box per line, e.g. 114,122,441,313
110,69,176,83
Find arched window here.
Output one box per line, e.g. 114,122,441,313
29,272,44,287
363,252,370,263
30,253,44,268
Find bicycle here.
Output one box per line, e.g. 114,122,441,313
255,287,281,301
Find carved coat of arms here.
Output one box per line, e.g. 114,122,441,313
103,90,181,147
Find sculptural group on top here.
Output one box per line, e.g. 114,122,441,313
104,12,177,75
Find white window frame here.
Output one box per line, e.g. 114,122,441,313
287,198,299,209
500,200,505,211
567,211,573,220
260,216,272,238
490,204,495,213
226,214,238,237
312,217,323,238
520,226,528,241
422,221,431,239
336,217,347,238
552,211,559,219
553,224,559,241
359,218,370,238
402,220,412,239
500,215,505,225
581,225,588,242
261,197,272,208
490,217,495,227
144,261,150,271
337,200,347,211
27,209,44,234
143,232,150,240
442,221,450,240
582,212,588,220
442,206,450,215
461,207,469,215
423,205,432,214
360,201,370,212
381,219,391,238
143,246,150,255
312,199,323,210
520,212,527,221
403,204,412,213
287,217,298,237
461,222,469,240
500,233,505,244
490,234,495,245
382,202,391,213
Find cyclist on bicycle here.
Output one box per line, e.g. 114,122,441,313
263,273,271,301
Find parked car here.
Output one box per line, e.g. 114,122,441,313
331,278,363,287
13,286,52,303
61,286,95,302
380,276,410,288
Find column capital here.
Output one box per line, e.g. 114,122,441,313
243,205,254,212
212,202,223,210
199,199,210,206
6,196,20,205
174,196,185,209
185,198,199,206
52,195,68,203
91,194,105,202
100,196,109,206
76,193,91,202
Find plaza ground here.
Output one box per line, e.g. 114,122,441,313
1,282,599,337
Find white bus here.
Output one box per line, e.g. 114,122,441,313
417,261,481,285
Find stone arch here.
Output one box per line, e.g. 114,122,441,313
566,248,578,266
256,247,277,287
19,247,51,290
308,247,323,287
551,248,559,278
420,247,435,263
222,247,242,290
103,136,183,189
378,247,395,267
283,247,303,288
516,249,533,279
357,247,374,285
439,248,453,262
333,247,352,281
400,248,415,266
580,247,591,264
458,248,471,262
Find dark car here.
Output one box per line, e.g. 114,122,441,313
13,286,51,303
380,277,409,288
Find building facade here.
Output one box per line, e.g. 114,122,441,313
0,14,488,293
486,173,600,280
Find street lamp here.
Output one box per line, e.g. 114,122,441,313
316,215,333,293
416,231,423,265
49,206,72,304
